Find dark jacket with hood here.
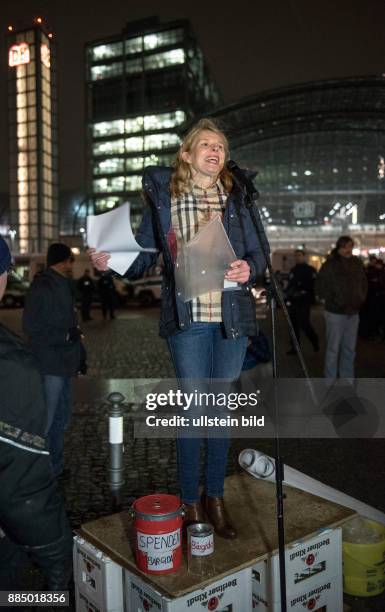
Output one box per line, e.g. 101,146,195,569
0,324,72,589
23,267,82,376
316,250,368,315
125,166,269,339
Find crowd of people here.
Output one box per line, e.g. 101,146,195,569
284,237,385,379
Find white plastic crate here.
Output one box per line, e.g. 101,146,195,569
125,567,252,611
73,535,124,612
76,590,102,612
252,528,342,601
252,574,343,610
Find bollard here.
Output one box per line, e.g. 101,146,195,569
107,392,125,504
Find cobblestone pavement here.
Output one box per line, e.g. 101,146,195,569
1,304,385,611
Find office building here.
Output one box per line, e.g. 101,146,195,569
7,18,58,253
86,17,221,224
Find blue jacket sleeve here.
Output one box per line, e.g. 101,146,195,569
243,209,270,283
124,200,160,280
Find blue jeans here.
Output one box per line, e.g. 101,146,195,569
167,322,248,503
324,311,359,380
44,376,72,477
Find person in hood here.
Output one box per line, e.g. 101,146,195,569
0,237,72,594
23,242,86,478
316,236,367,379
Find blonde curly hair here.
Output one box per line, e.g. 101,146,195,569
170,118,233,198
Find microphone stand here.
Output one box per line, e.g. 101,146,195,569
229,162,315,612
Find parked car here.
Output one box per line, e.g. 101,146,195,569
1,271,30,307
130,275,162,306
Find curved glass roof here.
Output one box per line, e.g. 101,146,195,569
213,76,385,226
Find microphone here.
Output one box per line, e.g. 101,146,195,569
227,160,259,198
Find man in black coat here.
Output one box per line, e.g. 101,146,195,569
0,237,72,594
77,268,95,322
286,249,319,354
97,271,116,320
23,243,85,478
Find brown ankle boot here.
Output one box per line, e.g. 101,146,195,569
202,495,237,539
183,501,205,529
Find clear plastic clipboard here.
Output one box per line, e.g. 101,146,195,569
174,215,239,302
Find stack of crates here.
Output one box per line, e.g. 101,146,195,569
252,527,343,610
73,536,124,611
73,526,343,611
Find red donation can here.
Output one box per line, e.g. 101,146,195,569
132,494,183,575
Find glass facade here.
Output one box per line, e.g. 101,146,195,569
86,18,221,218
213,76,385,250
8,26,58,253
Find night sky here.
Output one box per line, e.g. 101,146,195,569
1,0,385,195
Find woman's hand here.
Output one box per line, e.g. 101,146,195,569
225,259,250,284
87,248,111,272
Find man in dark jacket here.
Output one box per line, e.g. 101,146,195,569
23,243,84,478
286,250,319,354
77,268,95,321
97,271,116,320
0,237,72,594
316,236,367,379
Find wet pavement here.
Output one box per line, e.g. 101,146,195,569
1,304,385,611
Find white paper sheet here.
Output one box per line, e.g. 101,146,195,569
87,202,157,275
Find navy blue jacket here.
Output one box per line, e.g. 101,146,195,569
126,166,269,339
23,268,82,376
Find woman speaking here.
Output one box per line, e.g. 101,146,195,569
89,118,268,539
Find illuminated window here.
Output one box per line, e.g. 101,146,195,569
144,110,185,130
26,62,35,76
18,167,28,181
143,153,174,166
27,92,36,106
93,158,125,175
93,120,124,137
27,77,35,91
18,180,28,195
125,137,144,152
43,153,52,168
145,49,185,70
91,62,123,81
125,36,143,55
27,106,36,121
126,176,142,191
91,42,123,61
124,157,143,171
93,140,125,156
17,123,28,138
18,138,28,151
125,116,144,133
144,133,180,150
16,78,27,93
17,109,27,123
16,93,27,108
29,166,38,180
40,44,50,68
143,29,183,51
18,153,28,167
95,197,123,211
93,176,125,193
125,58,143,75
